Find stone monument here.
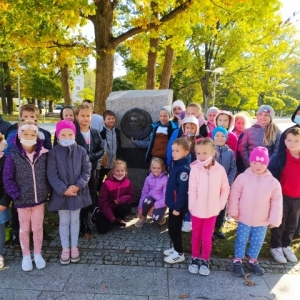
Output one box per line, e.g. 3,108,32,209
106,89,173,202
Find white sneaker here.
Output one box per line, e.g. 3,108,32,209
164,251,185,264
283,246,298,263
188,258,200,274
163,247,175,256
270,247,287,264
34,253,46,270
22,255,33,272
182,221,192,232
226,215,235,223
199,260,210,276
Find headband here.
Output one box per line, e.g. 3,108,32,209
18,124,38,138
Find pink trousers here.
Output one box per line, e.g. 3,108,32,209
17,204,44,256
191,215,216,260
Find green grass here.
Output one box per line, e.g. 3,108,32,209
182,222,300,259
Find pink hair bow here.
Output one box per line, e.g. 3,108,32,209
256,156,264,162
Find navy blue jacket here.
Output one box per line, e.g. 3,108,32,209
165,154,191,212
268,150,287,181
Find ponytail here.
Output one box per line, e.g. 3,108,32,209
264,122,279,146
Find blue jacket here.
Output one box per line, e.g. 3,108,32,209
268,150,287,181
134,121,178,162
215,145,237,185
165,154,191,212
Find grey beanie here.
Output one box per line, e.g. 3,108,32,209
206,106,219,117
257,105,274,119
160,106,172,118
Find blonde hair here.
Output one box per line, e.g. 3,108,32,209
108,159,128,176
75,104,93,115
150,157,165,171
264,122,279,146
173,137,191,152
187,103,202,115
234,112,251,129
195,138,217,161
20,104,39,119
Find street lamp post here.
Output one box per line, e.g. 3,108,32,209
204,67,225,106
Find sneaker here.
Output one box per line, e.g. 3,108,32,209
60,248,70,265
12,232,20,247
0,255,4,269
22,255,33,272
283,246,298,263
34,253,46,270
135,217,147,228
163,247,175,256
246,261,264,276
164,251,185,264
214,228,226,239
270,247,287,264
232,260,245,277
158,216,166,225
182,221,192,232
188,258,200,274
71,247,80,263
118,220,126,228
199,260,210,276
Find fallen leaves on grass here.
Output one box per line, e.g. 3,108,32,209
84,233,92,241
102,285,107,290
179,294,189,299
244,273,256,286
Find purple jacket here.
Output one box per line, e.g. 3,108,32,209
138,172,168,210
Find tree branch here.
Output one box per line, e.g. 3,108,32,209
111,0,192,47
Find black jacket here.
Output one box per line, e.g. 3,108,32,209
0,116,11,136
268,150,286,181
76,127,104,170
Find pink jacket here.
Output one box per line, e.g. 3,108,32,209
228,168,283,227
188,160,230,218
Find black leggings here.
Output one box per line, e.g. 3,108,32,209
168,209,184,253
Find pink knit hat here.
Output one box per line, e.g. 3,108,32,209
56,120,76,138
249,146,269,166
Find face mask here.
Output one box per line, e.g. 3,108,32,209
183,133,195,138
294,116,300,125
197,156,213,167
113,175,125,181
59,139,75,147
20,139,37,147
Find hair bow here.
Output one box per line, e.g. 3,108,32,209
256,156,264,162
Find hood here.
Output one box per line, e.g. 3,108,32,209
214,110,235,131
244,167,272,177
291,105,300,123
173,154,191,166
182,116,199,136
59,105,76,120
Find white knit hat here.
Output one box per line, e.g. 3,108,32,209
171,100,186,113
206,106,219,117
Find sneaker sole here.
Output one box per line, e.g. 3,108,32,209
270,252,287,264
285,257,298,263
188,266,199,274
245,264,264,276
164,257,185,264
199,270,210,276
70,257,80,263
60,259,71,265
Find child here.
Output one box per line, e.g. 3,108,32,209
75,104,104,235
240,105,281,169
0,135,8,269
93,159,134,234
98,110,121,192
47,120,92,265
208,110,238,157
185,103,208,137
132,107,178,165
135,158,168,227
188,138,230,275
3,121,50,271
228,147,282,276
269,127,300,263
212,127,237,238
164,138,191,264
82,99,104,133
4,104,52,247
171,100,186,125
206,106,219,132
232,112,252,174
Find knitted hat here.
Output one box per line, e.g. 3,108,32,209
182,116,199,136
56,120,76,138
160,106,171,118
257,105,274,119
171,100,186,113
212,126,228,141
206,106,219,117
249,146,269,166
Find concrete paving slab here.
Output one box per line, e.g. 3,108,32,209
64,264,168,297
93,295,148,300
168,269,274,300
0,289,40,300
263,273,300,300
0,262,76,292
37,292,95,300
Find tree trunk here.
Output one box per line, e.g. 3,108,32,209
200,74,211,114
49,100,53,113
0,64,7,114
159,44,175,89
146,2,159,90
60,64,73,106
37,99,42,114
93,1,114,114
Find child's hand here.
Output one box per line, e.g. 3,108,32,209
147,206,155,217
173,210,180,216
64,189,77,196
69,185,79,193
0,205,7,212
114,199,119,205
131,137,135,143
232,216,238,221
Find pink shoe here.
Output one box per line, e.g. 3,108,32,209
60,249,70,265
71,247,80,263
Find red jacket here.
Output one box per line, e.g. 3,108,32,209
98,176,134,222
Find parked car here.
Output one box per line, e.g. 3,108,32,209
53,105,63,113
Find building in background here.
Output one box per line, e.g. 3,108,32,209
72,71,84,103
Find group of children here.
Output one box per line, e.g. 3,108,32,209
0,101,299,281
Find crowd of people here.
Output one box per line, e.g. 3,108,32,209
0,100,299,282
